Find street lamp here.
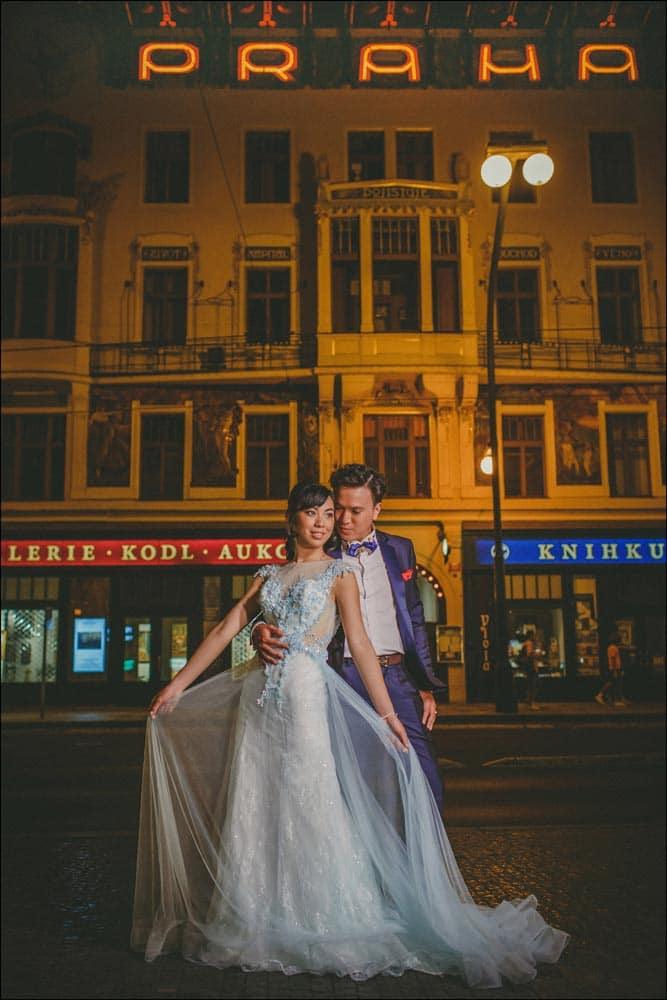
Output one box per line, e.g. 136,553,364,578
480,141,554,714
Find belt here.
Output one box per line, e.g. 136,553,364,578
344,653,403,668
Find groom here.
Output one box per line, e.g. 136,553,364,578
253,463,444,811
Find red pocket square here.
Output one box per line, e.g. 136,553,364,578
401,569,413,581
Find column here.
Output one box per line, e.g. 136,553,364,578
359,209,374,333
418,209,434,332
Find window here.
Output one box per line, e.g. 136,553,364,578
2,225,78,340
245,131,290,203
348,131,385,181
246,414,290,500
589,132,637,203
496,268,540,343
431,219,459,332
331,218,360,332
140,414,184,500
372,218,419,331
502,414,545,497
396,131,433,180
142,268,188,344
2,414,66,501
364,414,430,498
1,608,59,684
246,269,290,345
606,413,650,497
144,131,189,203
596,267,642,345
11,130,77,197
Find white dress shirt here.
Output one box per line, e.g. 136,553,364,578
341,534,404,658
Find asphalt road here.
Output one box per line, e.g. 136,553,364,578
2,721,664,834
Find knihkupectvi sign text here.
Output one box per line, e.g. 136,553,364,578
475,538,666,566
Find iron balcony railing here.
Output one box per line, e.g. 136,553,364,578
90,335,317,377
88,332,666,377
478,333,666,374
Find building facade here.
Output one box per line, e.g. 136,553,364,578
2,1,665,705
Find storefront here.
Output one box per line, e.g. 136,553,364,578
463,527,666,702
0,533,288,705
1,531,449,705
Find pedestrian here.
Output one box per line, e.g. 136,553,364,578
252,463,444,810
596,633,628,706
520,631,541,710
132,481,569,986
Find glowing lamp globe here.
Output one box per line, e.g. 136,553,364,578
480,448,494,476
481,154,512,189
522,152,554,187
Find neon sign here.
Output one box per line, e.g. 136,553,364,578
478,44,541,83
358,44,420,82
237,42,298,83
578,44,639,82
138,42,199,81
135,41,640,85
2,539,289,567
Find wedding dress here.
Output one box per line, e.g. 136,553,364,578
131,559,568,987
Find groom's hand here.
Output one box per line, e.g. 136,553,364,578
252,622,289,665
419,690,438,730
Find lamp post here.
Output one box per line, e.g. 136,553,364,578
480,144,554,714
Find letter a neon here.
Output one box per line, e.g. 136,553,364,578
578,44,638,82
359,44,420,82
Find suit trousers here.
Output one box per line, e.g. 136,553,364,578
340,658,444,812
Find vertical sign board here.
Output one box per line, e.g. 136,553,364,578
72,618,107,674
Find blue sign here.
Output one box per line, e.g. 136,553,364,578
475,538,666,567
72,617,107,673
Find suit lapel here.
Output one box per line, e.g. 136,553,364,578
376,532,414,650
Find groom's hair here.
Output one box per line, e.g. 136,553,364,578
330,464,386,505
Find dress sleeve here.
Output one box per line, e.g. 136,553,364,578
254,564,274,581
330,561,359,583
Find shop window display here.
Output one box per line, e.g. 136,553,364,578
1,607,58,684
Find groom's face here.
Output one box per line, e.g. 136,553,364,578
334,486,381,542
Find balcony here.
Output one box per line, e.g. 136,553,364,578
90,335,316,378
318,330,479,370
478,332,666,375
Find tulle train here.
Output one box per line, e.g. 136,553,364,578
131,653,568,987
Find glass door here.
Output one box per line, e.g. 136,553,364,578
123,615,188,683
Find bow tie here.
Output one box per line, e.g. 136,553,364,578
347,539,378,557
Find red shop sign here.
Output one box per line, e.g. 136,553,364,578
1,539,288,568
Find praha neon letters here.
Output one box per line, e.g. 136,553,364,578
137,41,640,83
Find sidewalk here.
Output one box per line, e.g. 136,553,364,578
2,699,665,728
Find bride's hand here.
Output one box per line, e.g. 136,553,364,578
149,683,183,718
385,713,410,752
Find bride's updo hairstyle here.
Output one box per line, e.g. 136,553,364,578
285,482,336,561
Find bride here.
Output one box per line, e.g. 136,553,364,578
131,482,568,987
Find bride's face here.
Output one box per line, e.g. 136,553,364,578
291,499,335,550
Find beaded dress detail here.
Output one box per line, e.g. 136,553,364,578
132,559,568,986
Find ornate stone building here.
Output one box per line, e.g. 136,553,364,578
2,1,665,704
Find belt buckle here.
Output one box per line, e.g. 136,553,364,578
378,655,390,668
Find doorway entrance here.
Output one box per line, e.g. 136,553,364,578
122,614,188,684
115,571,199,689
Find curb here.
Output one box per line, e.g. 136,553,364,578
481,752,666,768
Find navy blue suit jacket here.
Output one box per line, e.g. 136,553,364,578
329,529,443,691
